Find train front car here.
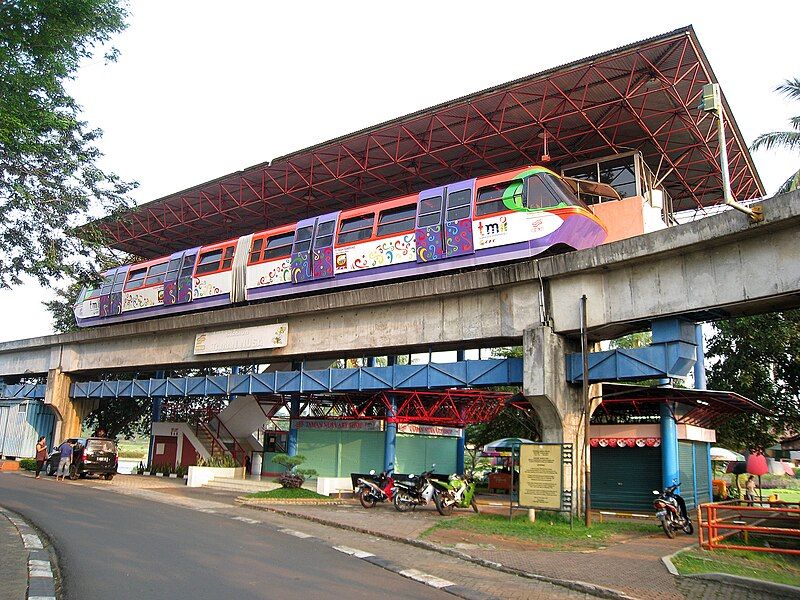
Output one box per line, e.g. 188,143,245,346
471,166,609,263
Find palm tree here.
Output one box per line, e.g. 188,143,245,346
750,78,800,194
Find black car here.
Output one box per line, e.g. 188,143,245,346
46,437,118,480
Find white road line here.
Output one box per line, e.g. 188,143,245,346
332,545,375,559
231,516,261,524
398,568,455,589
29,596,56,600
29,568,53,578
278,528,313,539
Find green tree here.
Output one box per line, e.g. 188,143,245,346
750,78,800,193
0,0,135,288
707,310,800,451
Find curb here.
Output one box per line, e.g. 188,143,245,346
0,506,59,600
244,503,636,600
663,547,800,598
237,497,344,506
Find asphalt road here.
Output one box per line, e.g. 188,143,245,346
0,474,452,600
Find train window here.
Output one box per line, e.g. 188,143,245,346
100,273,114,295
124,267,147,290
249,238,264,263
144,262,168,286
526,175,558,210
195,250,223,275
180,253,197,277
417,195,442,227
314,220,335,249
221,247,235,270
476,180,522,216
112,269,126,293
293,226,314,253
264,232,295,260
165,257,181,280
337,214,374,244
377,204,416,236
446,189,472,221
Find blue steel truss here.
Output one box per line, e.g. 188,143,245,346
0,384,46,401
68,358,523,400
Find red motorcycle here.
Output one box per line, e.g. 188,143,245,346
356,469,394,508
653,483,693,538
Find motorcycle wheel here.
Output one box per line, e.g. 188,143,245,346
393,490,414,512
434,493,454,516
359,488,377,509
683,521,694,535
661,519,676,539
470,498,479,514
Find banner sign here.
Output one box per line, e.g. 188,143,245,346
294,419,383,432
397,423,463,438
194,323,288,355
518,443,563,511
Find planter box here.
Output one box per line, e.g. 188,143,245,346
187,466,245,488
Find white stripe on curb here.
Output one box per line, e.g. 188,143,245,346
332,545,375,559
231,516,261,524
399,568,455,589
278,528,313,539
22,533,43,549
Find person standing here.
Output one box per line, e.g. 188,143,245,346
56,439,73,482
745,475,757,503
34,436,48,479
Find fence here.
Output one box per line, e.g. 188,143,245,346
698,499,800,555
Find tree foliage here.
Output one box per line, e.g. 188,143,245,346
0,0,135,288
750,77,800,194
707,310,800,451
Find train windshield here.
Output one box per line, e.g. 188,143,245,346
528,173,589,210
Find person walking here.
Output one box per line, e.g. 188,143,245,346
34,436,48,479
56,439,74,482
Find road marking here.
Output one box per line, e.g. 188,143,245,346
278,528,313,539
398,568,455,588
332,545,374,558
231,516,261,524
196,508,218,514
29,596,56,600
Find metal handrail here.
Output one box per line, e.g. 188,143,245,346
698,500,800,555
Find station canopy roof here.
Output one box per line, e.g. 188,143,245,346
596,383,769,429
95,26,764,259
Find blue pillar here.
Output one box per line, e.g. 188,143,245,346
456,349,465,362
694,324,707,390
456,432,465,475
660,401,680,491
707,442,714,502
287,395,300,457
367,357,376,368
384,395,397,472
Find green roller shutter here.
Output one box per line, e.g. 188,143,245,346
396,434,457,475
297,429,384,477
678,441,696,509
694,442,711,505
298,430,339,476
591,446,662,511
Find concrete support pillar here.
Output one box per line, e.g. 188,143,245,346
456,432,465,475
287,396,301,457
660,401,680,491
44,368,94,443
384,395,397,472
694,324,707,390
523,326,589,517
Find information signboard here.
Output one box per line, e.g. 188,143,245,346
518,443,563,510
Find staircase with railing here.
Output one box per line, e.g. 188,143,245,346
192,408,249,467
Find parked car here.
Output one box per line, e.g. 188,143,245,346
46,437,118,480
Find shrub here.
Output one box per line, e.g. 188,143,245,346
196,455,238,468
271,453,317,489
19,458,37,471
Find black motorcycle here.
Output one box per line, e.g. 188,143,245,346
393,468,436,512
653,483,693,538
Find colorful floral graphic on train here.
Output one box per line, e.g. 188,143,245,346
335,234,415,272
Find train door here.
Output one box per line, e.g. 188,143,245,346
415,179,476,262
163,248,198,306
99,267,128,317
290,212,340,284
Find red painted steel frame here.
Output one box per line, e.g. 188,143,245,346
93,27,763,259
698,500,800,555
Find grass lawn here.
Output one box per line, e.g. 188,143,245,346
760,488,800,503
421,511,656,551
117,438,149,459
245,487,331,500
673,546,800,587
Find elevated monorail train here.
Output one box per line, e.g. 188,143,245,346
74,166,619,327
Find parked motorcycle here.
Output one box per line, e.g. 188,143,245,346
356,469,394,508
393,467,436,512
430,473,479,516
653,483,693,538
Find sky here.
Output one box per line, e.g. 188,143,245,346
1,1,798,343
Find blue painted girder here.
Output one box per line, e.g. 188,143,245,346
69,358,524,400
0,383,46,400
565,341,697,383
